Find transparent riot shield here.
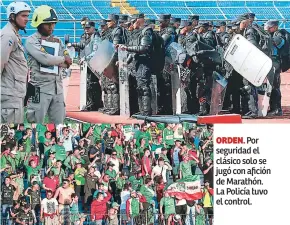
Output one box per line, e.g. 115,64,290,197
210,71,228,115
118,49,130,116
80,61,88,110
164,42,187,115
89,40,116,80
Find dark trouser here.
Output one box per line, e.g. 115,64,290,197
158,70,173,114
241,79,258,115
270,59,282,111
129,72,139,115
136,62,152,115
176,204,187,222
224,70,243,113
196,67,213,114
86,68,103,111
102,76,119,115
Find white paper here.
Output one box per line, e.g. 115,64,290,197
40,40,60,74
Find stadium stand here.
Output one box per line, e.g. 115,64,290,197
1,0,289,42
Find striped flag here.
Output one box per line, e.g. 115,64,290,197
165,175,203,200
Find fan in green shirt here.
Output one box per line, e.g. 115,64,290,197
36,124,47,143
128,173,143,191
51,141,67,162
63,151,85,171
163,126,175,147
179,157,196,179
24,155,44,182
93,125,102,143
135,131,151,148
160,192,176,219
105,162,117,183
114,144,124,160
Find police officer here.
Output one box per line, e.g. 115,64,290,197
1,1,31,123
158,14,171,36
78,16,90,59
25,5,72,123
188,15,199,29
265,20,285,116
177,20,193,46
118,13,154,115
100,19,110,39
119,14,130,29
216,21,230,47
170,17,181,30
235,15,261,118
223,21,243,114
196,22,217,48
145,18,156,30
98,14,127,115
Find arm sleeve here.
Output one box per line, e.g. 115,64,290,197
1,34,17,73
127,29,153,54
25,37,65,66
245,28,259,47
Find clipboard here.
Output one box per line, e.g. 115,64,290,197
40,40,60,74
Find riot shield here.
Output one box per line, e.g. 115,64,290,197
89,40,116,81
164,42,188,115
118,49,130,116
210,72,228,115
150,75,158,115
80,61,88,110
224,34,273,87
257,78,272,117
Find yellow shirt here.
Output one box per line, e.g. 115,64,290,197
203,189,212,207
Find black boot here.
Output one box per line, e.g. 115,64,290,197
103,93,113,114
98,94,109,113
198,102,208,116
107,94,120,115
141,95,152,116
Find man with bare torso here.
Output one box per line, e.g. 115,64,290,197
54,179,74,224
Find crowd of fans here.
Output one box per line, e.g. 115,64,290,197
0,122,214,225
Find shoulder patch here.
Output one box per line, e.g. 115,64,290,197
40,47,46,53
8,39,13,46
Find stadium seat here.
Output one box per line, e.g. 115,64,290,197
0,0,289,40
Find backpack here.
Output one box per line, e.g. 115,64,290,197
112,26,129,44
279,29,290,72
251,24,273,57
142,27,165,74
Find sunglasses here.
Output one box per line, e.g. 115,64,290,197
112,154,117,156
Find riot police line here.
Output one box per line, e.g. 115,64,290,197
1,2,290,124
69,13,290,119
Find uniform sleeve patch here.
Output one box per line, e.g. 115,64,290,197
40,47,46,53
8,39,13,46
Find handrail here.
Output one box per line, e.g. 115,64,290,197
147,0,158,19
61,0,75,20
29,0,35,9
91,0,105,19
216,0,227,20
184,0,193,15
273,0,285,21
